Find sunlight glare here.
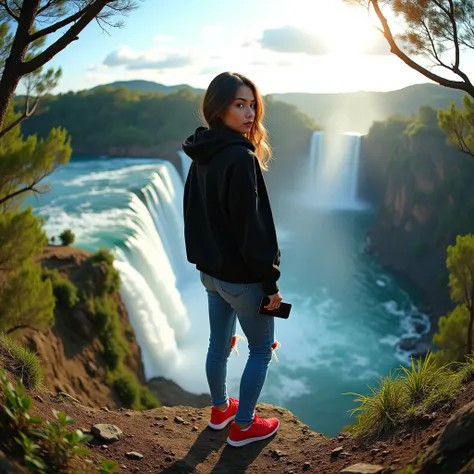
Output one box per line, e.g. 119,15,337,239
324,6,379,56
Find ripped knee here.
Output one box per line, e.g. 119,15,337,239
270,340,281,363
230,336,281,363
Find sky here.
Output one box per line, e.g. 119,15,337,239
40,0,474,95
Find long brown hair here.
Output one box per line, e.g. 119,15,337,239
201,72,272,170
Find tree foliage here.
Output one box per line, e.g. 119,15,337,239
59,229,75,246
0,1,140,336
0,208,54,333
0,106,71,210
345,0,474,158
433,304,471,363
442,234,474,357
18,86,318,159
0,1,140,134
345,0,474,96
438,95,474,156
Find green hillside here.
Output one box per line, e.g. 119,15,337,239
94,80,464,134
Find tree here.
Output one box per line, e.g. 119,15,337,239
433,304,472,363
0,1,140,334
445,234,474,356
59,229,75,246
0,207,54,333
345,0,474,156
0,105,71,211
438,95,474,156
345,1,474,97
0,0,139,135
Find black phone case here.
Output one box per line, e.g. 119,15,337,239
258,297,292,319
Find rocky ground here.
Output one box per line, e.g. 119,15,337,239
1,380,472,473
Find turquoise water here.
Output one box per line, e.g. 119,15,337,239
32,156,430,436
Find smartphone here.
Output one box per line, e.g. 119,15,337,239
258,297,292,319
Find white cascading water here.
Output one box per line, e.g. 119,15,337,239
111,161,192,380
308,131,362,210
308,130,324,185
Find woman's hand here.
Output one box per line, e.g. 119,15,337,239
264,291,283,310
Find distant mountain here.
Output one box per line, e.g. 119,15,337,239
92,80,465,134
91,80,204,95
273,83,464,133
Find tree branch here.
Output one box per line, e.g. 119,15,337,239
37,0,59,15
369,0,474,98
0,174,51,207
29,5,90,42
0,1,20,21
0,95,39,139
448,0,461,70
21,0,113,75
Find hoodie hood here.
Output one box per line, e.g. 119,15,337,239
182,125,255,165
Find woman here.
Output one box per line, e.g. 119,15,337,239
182,71,282,447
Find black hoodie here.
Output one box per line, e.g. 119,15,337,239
182,125,281,295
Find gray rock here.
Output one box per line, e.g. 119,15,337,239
331,446,344,457
271,450,288,460
91,424,123,442
126,452,144,460
340,463,384,474
174,416,185,424
435,399,474,454
421,399,474,472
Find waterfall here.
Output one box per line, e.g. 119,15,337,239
112,161,192,380
308,131,324,191
308,131,362,210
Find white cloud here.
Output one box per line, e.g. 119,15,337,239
259,26,330,55
103,46,193,70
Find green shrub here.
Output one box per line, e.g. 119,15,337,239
0,369,119,473
113,369,159,410
89,249,114,266
433,305,472,364
422,373,461,411
93,297,128,371
42,269,79,308
26,410,92,472
88,250,121,295
59,229,75,246
113,371,138,408
458,353,474,383
139,386,160,410
0,333,43,389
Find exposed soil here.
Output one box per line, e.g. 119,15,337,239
6,380,469,473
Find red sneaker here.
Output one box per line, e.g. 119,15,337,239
227,415,280,447
208,397,239,430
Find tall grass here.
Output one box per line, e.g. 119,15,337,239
0,333,43,390
400,351,448,404
347,371,408,437
346,351,472,439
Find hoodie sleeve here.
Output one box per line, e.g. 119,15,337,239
227,150,281,295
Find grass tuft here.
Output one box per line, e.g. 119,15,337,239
345,350,472,439
346,370,408,438
0,333,43,390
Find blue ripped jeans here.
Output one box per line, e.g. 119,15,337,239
200,272,275,425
